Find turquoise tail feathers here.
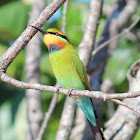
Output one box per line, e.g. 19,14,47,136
74,97,96,126
74,96,105,140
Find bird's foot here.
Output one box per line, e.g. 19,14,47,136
68,88,75,97
56,86,62,94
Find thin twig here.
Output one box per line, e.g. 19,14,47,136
127,59,140,81
56,96,77,140
92,16,140,56
36,93,58,140
111,99,140,115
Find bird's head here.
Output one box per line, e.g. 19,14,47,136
30,26,70,53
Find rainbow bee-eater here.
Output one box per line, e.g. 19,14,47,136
30,25,105,140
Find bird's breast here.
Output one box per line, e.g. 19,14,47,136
49,47,85,90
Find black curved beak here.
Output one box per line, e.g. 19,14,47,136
29,25,48,34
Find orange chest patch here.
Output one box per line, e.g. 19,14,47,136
44,34,67,49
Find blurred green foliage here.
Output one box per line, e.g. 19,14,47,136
104,37,140,93
0,1,30,43
0,0,140,140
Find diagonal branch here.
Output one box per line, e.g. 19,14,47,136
37,93,58,140
92,16,140,56
0,0,66,72
110,99,140,114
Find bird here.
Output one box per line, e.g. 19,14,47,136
30,25,105,140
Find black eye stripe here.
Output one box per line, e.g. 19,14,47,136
48,32,68,41
48,32,55,35
59,34,68,41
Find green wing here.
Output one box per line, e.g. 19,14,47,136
72,53,90,90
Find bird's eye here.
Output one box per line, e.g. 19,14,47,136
55,33,59,36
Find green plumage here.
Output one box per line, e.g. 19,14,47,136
30,26,104,139
49,44,96,126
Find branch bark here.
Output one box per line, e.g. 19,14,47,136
25,0,45,139
78,0,103,68
0,0,66,73
37,93,58,140
1,72,140,101
61,0,68,33
77,0,103,139
104,59,140,140
92,16,140,56
87,0,138,133
56,96,77,140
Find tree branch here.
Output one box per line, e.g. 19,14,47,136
92,16,140,56
1,72,140,105
25,0,44,139
77,0,103,139
104,59,140,139
61,0,68,33
37,93,58,140
110,99,140,114
0,0,66,72
56,96,77,140
78,0,103,67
